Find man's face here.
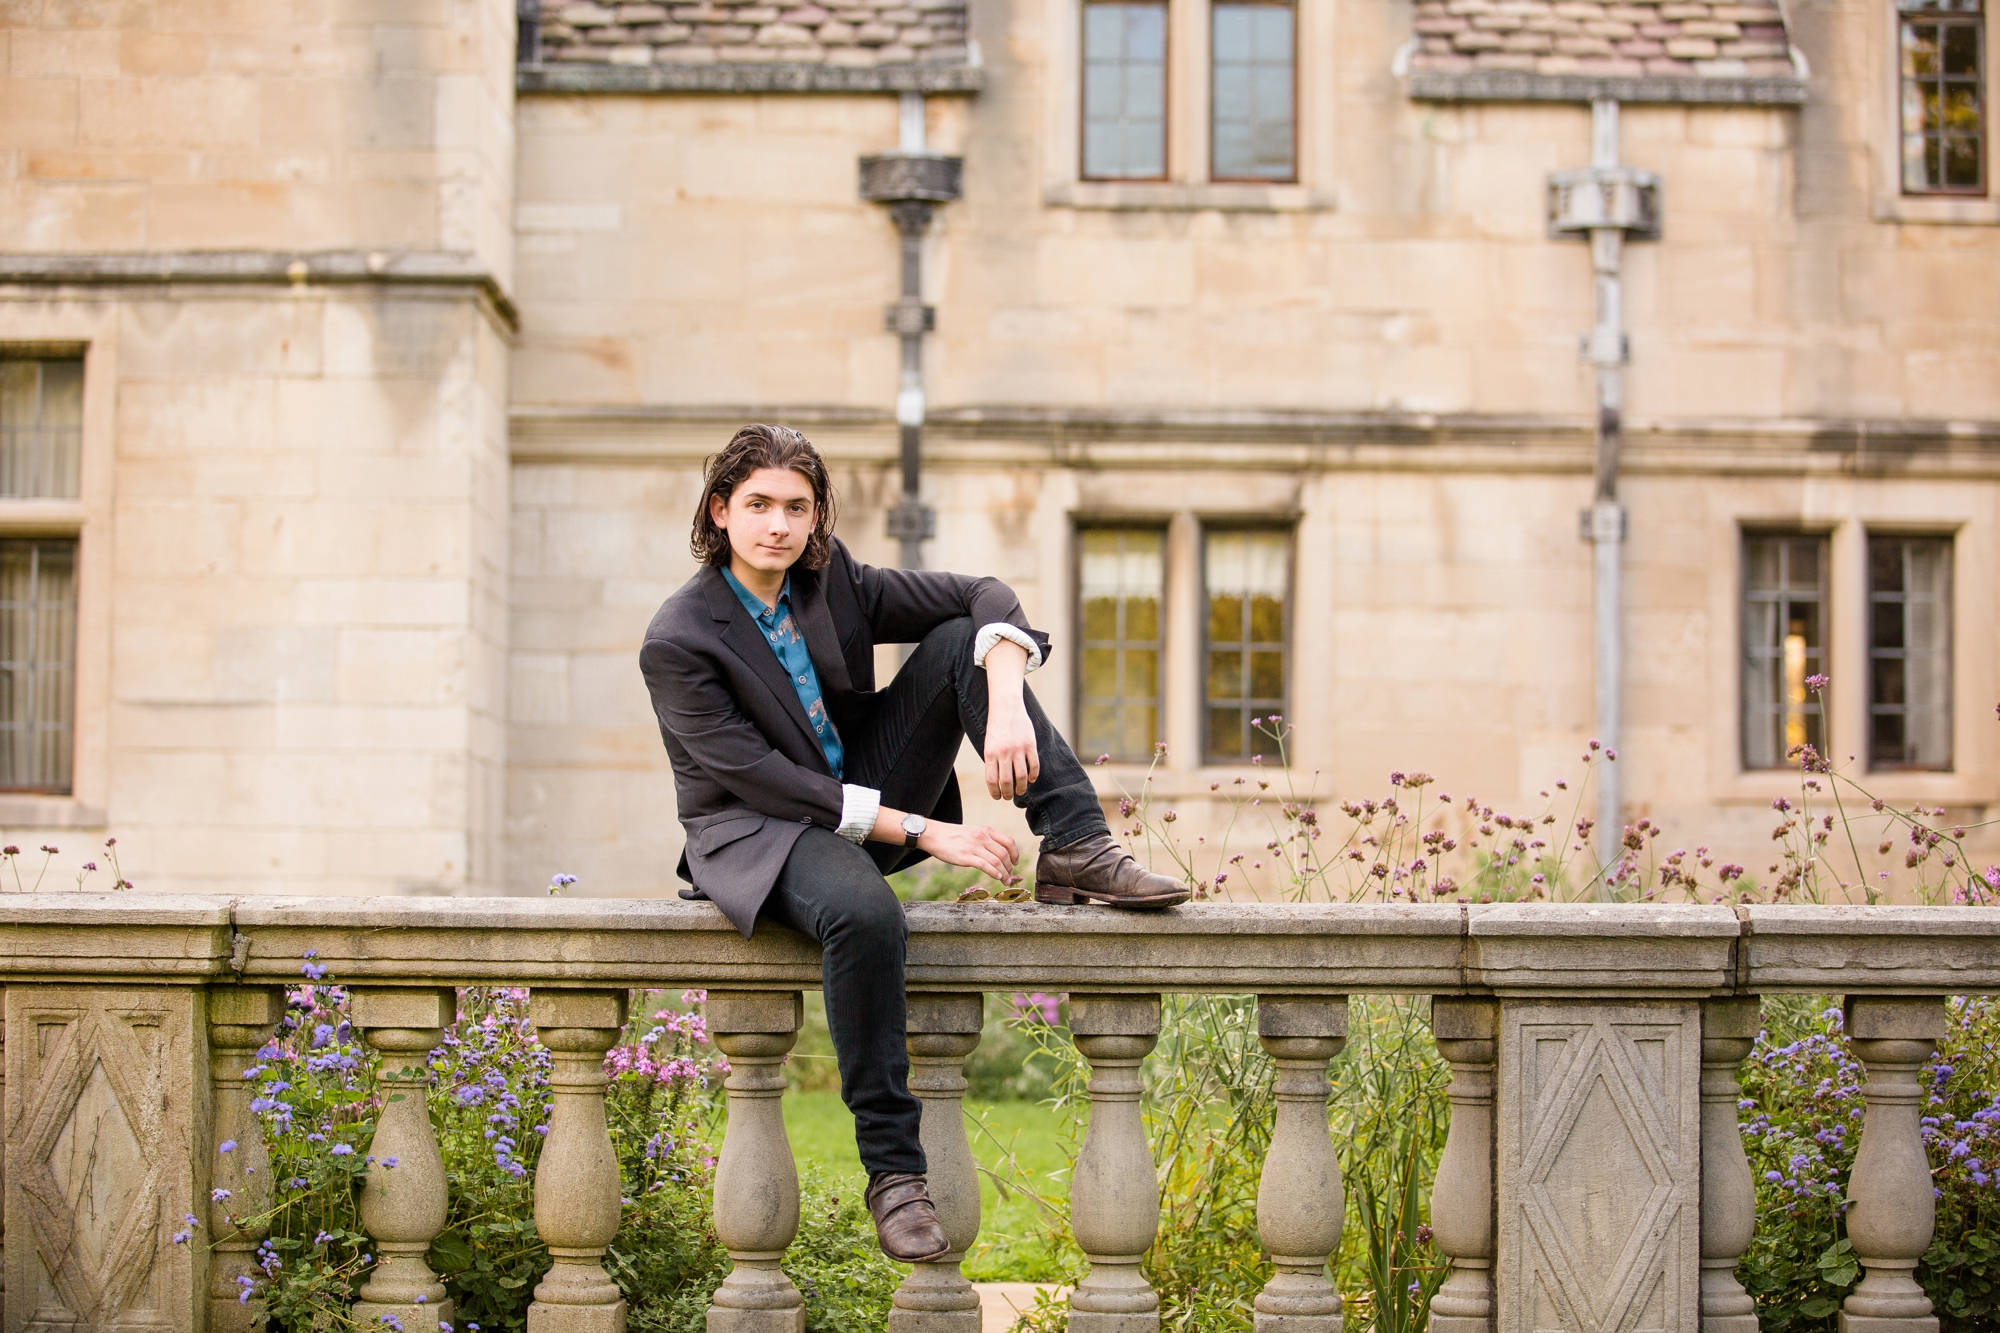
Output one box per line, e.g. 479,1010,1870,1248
710,466,818,575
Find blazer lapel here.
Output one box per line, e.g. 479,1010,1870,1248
790,565,854,698
702,568,829,768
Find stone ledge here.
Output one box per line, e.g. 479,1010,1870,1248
0,250,519,332
1407,69,1806,103
516,61,982,94
0,895,1993,997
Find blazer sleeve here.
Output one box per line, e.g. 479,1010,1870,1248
640,635,846,827
843,547,1054,664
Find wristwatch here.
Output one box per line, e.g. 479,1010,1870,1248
901,813,928,846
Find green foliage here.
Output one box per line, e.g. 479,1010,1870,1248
781,1168,907,1333
966,993,1067,1103
1332,1002,1450,1333
1145,995,1274,1333
985,992,1448,1333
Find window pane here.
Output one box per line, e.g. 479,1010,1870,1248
1076,528,1164,761
0,539,77,792
1211,1,1295,181
1083,594,1118,640
1901,8,1986,194
1207,707,1244,759
0,358,83,499
1204,529,1290,763
1741,533,1827,770
1082,1,1168,180
1869,535,1953,770
1122,705,1157,761
1208,650,1242,699
1124,648,1158,698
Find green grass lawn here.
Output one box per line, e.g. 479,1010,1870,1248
780,1090,1079,1282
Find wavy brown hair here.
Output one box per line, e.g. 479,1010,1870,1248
690,424,839,570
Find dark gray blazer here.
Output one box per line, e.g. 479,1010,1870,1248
639,538,1050,935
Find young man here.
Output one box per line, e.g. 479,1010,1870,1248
640,424,1187,1262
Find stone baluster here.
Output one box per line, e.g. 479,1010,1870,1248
1840,997,1946,1333
1253,995,1349,1333
1068,993,1162,1333
1428,997,1497,1333
529,991,631,1333
351,987,456,1333
891,993,985,1333
1700,997,1761,1333
706,991,807,1333
208,986,286,1333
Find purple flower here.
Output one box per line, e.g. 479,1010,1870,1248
330,1143,354,1157
218,1140,237,1154
1805,673,1829,691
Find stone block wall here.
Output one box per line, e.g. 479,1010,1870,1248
0,0,518,278
0,0,519,895
0,288,517,896
532,0,972,68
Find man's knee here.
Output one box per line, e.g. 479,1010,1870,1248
824,874,908,951
919,615,976,660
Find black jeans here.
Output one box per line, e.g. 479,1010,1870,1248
756,616,1108,1177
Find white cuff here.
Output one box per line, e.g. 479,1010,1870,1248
837,784,881,844
974,623,1044,674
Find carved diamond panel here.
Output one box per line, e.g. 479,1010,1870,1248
1497,1002,1700,1333
6,988,200,1333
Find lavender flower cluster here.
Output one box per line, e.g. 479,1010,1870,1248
227,954,726,1329
1738,996,2000,1327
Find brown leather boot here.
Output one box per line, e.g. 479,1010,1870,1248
865,1172,951,1262
1033,832,1191,908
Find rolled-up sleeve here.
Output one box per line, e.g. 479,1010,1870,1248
974,622,1044,673
837,784,881,843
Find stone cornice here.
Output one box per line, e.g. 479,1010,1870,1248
0,250,520,333
508,403,2000,477
1407,70,1807,104
0,894,1991,997
516,62,983,95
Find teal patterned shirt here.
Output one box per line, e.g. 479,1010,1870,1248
721,567,845,779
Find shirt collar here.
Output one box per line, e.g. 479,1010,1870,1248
720,565,789,621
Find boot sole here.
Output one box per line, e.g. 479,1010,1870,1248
883,1240,954,1263
1034,884,1191,908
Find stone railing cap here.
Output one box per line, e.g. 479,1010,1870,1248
1467,902,1742,936
1740,904,2000,934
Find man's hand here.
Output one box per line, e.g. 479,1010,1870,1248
918,821,1021,886
981,638,1039,799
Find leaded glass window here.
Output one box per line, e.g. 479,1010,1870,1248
0,540,76,793
0,357,82,498
1901,0,1986,194
1083,0,1168,180
1077,529,1165,762
1742,534,1828,770
1204,528,1288,762
1211,0,1295,181
1869,535,1953,770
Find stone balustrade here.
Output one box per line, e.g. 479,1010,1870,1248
0,896,1994,1333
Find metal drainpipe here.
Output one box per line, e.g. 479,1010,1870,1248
1549,97,1660,890
860,92,964,571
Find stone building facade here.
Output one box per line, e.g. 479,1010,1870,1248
0,0,1994,898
